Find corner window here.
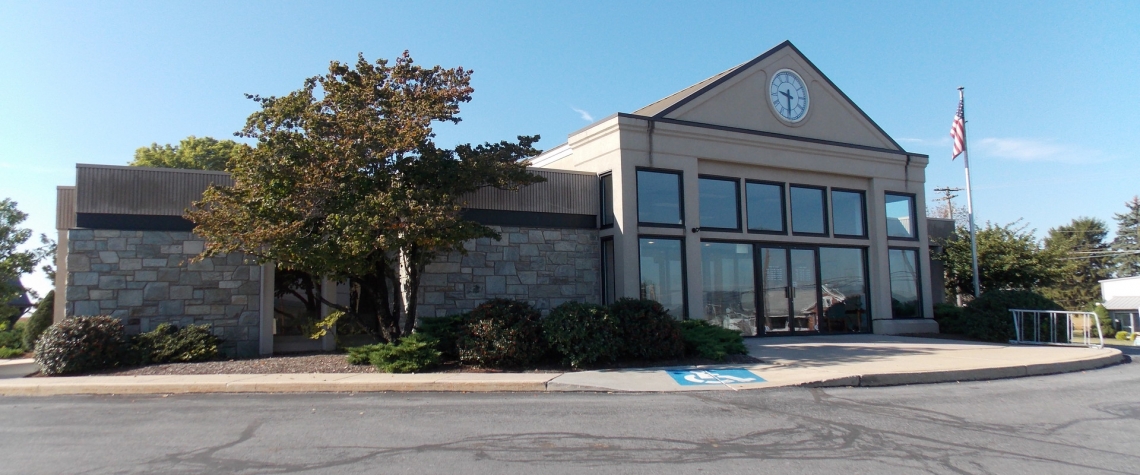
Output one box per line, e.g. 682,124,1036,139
790,185,827,235
639,237,686,317
888,248,921,318
746,181,785,233
698,176,740,231
885,193,917,239
637,170,683,226
601,238,616,304
831,189,866,237
600,174,614,227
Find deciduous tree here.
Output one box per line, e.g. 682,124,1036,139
941,220,1062,297
130,136,247,171
188,53,543,342
1,199,51,324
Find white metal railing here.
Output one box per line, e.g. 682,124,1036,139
1009,309,1103,348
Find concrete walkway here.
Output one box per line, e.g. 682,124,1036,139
0,335,1126,396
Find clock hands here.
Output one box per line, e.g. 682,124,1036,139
780,88,794,117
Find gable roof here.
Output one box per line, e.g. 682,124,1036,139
632,41,905,152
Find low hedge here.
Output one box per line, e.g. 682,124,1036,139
679,320,747,361
962,290,1063,343
35,315,131,375
609,298,684,360
131,323,220,365
416,314,464,359
542,302,620,368
347,333,441,373
458,299,547,368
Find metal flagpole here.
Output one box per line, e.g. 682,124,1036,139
959,87,981,297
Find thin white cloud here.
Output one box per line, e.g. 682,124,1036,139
570,106,594,122
975,137,1105,164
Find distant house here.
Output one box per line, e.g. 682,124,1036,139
54,41,944,357
1101,276,1140,332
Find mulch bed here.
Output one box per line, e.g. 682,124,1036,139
87,352,763,377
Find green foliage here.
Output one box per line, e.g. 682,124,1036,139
608,298,684,360
0,320,24,356
458,299,546,368
0,346,23,359
1115,331,1133,341
129,136,246,171
961,290,1063,342
35,316,131,375
941,221,1062,297
346,333,441,373
542,302,620,368
416,314,464,359
678,320,746,361
188,53,544,342
131,323,221,365
1,199,51,322
1112,196,1140,277
23,290,53,350
1087,303,1114,342
1042,217,1113,310
933,303,967,335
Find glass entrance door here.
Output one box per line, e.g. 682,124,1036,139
758,246,820,335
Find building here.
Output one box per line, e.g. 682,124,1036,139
54,41,938,357
1100,276,1140,332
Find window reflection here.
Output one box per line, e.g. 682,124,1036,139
600,174,614,227
885,194,916,238
637,170,682,225
889,248,921,318
698,178,739,230
701,242,756,336
831,190,865,237
790,186,826,234
746,182,785,233
639,238,685,317
819,247,868,332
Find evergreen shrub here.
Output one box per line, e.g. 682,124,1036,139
458,298,546,368
35,316,131,375
933,303,966,335
608,298,684,360
132,323,221,365
542,302,619,368
679,320,747,361
416,313,465,359
0,320,23,355
346,333,442,373
23,290,53,350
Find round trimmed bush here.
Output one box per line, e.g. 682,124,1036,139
542,302,620,368
963,290,1063,343
458,299,546,368
608,298,684,360
35,315,131,376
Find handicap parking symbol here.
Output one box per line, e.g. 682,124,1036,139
666,368,765,386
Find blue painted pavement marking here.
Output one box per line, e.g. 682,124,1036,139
666,368,765,386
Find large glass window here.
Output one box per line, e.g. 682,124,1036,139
888,248,921,318
701,242,756,336
698,177,739,230
601,239,616,304
819,247,869,332
639,237,685,317
600,174,614,227
637,170,683,226
831,190,865,237
790,185,826,235
746,181,785,233
885,193,917,239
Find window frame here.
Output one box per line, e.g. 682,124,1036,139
817,245,873,331
599,172,615,229
884,191,919,241
601,236,616,304
744,179,788,235
697,174,742,232
830,187,868,239
637,234,689,319
887,246,923,319
635,167,685,229
788,183,830,237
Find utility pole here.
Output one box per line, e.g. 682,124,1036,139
932,186,963,220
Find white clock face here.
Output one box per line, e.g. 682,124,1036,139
769,69,809,122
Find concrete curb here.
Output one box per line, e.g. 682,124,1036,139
800,352,1128,388
0,359,39,379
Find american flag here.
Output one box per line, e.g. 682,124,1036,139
950,99,966,160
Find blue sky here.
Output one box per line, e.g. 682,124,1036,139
2,1,1138,297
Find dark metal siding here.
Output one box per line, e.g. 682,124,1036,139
459,168,598,215
56,186,76,230
76,164,233,216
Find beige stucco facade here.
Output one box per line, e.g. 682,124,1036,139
534,41,938,335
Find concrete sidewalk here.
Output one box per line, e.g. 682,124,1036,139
0,335,1126,396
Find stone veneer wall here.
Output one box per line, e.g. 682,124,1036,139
65,230,261,357
416,226,600,318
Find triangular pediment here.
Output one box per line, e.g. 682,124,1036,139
634,41,903,151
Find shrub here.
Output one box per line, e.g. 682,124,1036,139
1116,331,1130,341
458,298,546,368
0,347,23,359
962,290,1063,343
416,314,465,359
679,320,747,361
346,333,442,373
608,298,684,360
933,303,966,335
0,320,23,353
132,323,221,365
35,316,130,375
23,290,53,350
542,302,620,368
